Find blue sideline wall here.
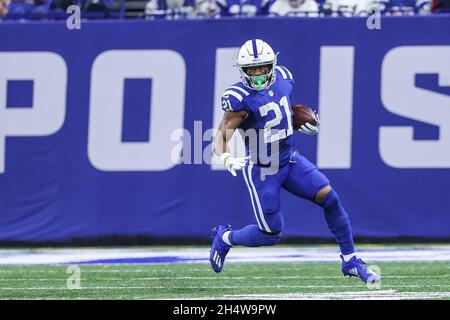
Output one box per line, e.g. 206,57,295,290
0,16,449,241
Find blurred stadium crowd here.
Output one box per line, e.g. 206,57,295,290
0,0,449,21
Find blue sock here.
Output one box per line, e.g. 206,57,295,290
320,189,355,255
229,225,281,247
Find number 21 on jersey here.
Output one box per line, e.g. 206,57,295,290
259,96,293,143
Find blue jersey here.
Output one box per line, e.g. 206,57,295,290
217,0,274,16
221,66,295,167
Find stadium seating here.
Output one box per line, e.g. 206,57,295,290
0,1,444,23
4,0,126,19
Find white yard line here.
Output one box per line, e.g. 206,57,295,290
5,291,450,300
1,246,450,265
0,275,449,281
223,290,450,300
0,265,448,274
0,284,449,290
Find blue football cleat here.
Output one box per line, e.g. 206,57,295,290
209,224,232,273
341,255,381,283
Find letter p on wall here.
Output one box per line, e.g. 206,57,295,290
0,52,67,174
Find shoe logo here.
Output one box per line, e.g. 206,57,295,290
348,268,359,276
213,251,221,268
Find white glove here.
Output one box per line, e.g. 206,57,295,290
298,111,320,135
220,153,250,177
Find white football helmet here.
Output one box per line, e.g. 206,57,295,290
236,39,277,91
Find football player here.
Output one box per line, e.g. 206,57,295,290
210,39,381,284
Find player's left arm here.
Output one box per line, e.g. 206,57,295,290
279,65,321,136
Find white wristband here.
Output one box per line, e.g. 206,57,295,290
220,152,231,165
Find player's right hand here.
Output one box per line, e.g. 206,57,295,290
220,153,250,177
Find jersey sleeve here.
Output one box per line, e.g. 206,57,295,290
275,65,294,83
221,86,249,112
275,65,294,96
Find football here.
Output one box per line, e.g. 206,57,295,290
292,104,317,130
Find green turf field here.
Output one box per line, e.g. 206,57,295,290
0,261,449,299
